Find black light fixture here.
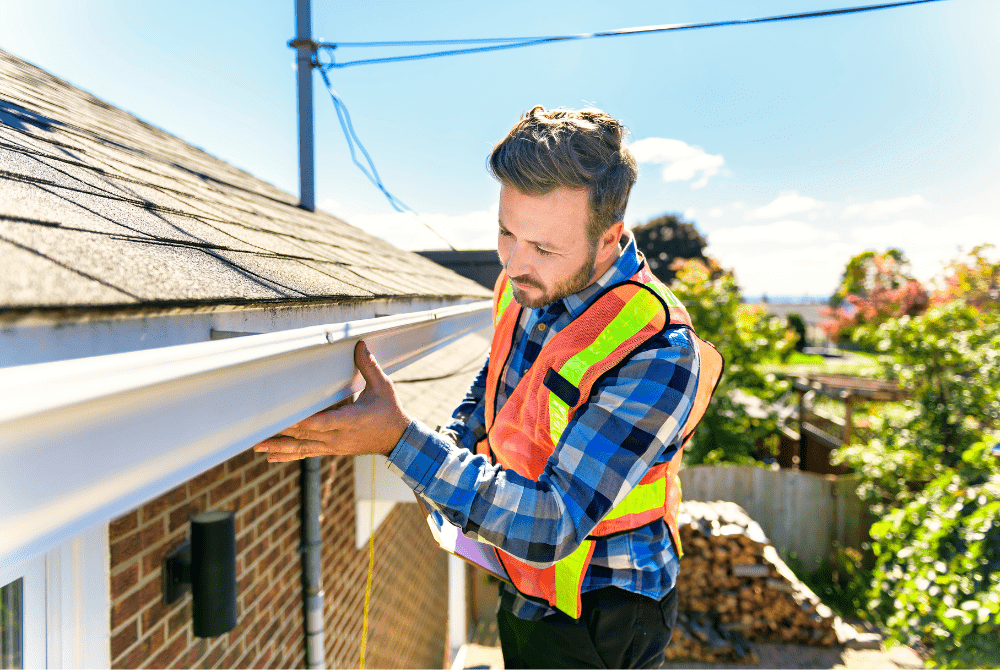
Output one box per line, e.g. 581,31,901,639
163,510,238,638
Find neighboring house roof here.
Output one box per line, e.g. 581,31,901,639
0,49,489,315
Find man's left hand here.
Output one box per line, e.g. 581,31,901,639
253,340,411,462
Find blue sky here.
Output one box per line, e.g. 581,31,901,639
2,0,997,298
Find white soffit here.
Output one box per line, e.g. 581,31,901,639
0,300,491,576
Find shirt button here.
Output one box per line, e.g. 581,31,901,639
537,323,547,332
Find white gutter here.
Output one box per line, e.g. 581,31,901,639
0,300,491,582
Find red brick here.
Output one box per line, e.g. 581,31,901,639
237,565,257,594
141,541,176,579
110,532,142,568
148,628,188,669
141,484,188,523
110,511,139,541
202,641,226,668
227,448,257,473
243,459,270,486
209,476,242,505
111,579,160,630
167,601,191,639
139,517,166,547
111,620,138,660
235,489,254,512
253,646,273,669
221,643,243,669
259,545,282,572
269,481,292,507
244,535,271,566
236,529,252,555
111,563,140,600
190,464,226,495
115,625,164,670
236,646,256,669
184,638,207,667
256,471,281,497
140,596,170,635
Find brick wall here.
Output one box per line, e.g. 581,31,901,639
108,451,450,669
320,455,449,669
108,451,303,669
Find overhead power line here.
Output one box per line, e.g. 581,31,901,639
313,0,945,69
298,0,945,240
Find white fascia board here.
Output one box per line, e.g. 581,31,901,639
0,300,491,576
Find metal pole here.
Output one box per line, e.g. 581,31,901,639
295,0,316,212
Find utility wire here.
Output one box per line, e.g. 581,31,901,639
304,0,944,243
315,67,459,250
315,0,945,68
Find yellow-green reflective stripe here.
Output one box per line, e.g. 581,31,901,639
649,281,682,308
602,477,667,522
559,290,660,387
548,289,661,444
554,539,593,617
496,280,513,324
549,394,570,447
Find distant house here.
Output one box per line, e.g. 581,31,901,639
417,250,503,291
0,49,492,669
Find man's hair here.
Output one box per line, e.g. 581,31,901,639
488,105,638,245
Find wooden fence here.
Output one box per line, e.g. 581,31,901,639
679,465,872,570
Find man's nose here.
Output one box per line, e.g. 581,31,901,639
505,242,531,278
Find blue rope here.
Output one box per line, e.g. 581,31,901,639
316,67,458,249
315,0,945,68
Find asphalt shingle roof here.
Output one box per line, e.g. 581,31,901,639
0,50,491,311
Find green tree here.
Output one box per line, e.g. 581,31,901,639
821,250,928,344
631,213,708,284
668,258,795,465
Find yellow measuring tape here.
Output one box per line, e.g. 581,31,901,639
359,455,377,669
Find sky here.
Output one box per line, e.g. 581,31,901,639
2,0,998,299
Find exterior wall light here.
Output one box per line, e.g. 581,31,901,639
163,510,238,637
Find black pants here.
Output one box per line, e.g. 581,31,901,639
498,586,677,669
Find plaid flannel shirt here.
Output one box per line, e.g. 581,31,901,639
387,234,699,620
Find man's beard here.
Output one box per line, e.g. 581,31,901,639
509,246,598,309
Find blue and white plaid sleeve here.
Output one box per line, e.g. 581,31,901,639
386,327,699,568
438,357,489,451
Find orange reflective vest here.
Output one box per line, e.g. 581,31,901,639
478,262,723,618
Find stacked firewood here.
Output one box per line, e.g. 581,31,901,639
664,500,839,663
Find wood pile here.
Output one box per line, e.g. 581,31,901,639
664,500,839,664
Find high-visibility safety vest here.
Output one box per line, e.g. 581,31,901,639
478,262,724,619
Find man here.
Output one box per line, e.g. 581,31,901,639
256,106,721,669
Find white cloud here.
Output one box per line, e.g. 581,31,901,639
843,195,926,220
709,220,840,246
708,243,859,298
684,208,697,220
346,206,499,251
749,191,823,220
629,137,724,189
708,207,724,218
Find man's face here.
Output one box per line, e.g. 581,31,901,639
497,186,598,309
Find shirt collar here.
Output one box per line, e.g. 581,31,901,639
546,231,643,320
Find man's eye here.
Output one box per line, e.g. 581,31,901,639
536,247,553,257
499,229,513,237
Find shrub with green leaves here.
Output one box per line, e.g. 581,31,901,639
834,301,1000,666
869,440,999,668
667,258,795,465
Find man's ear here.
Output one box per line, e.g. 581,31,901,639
597,221,625,263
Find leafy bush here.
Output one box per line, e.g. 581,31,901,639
869,441,1000,668
667,258,795,465
833,301,1000,666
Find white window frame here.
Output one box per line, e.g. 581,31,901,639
2,525,109,670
